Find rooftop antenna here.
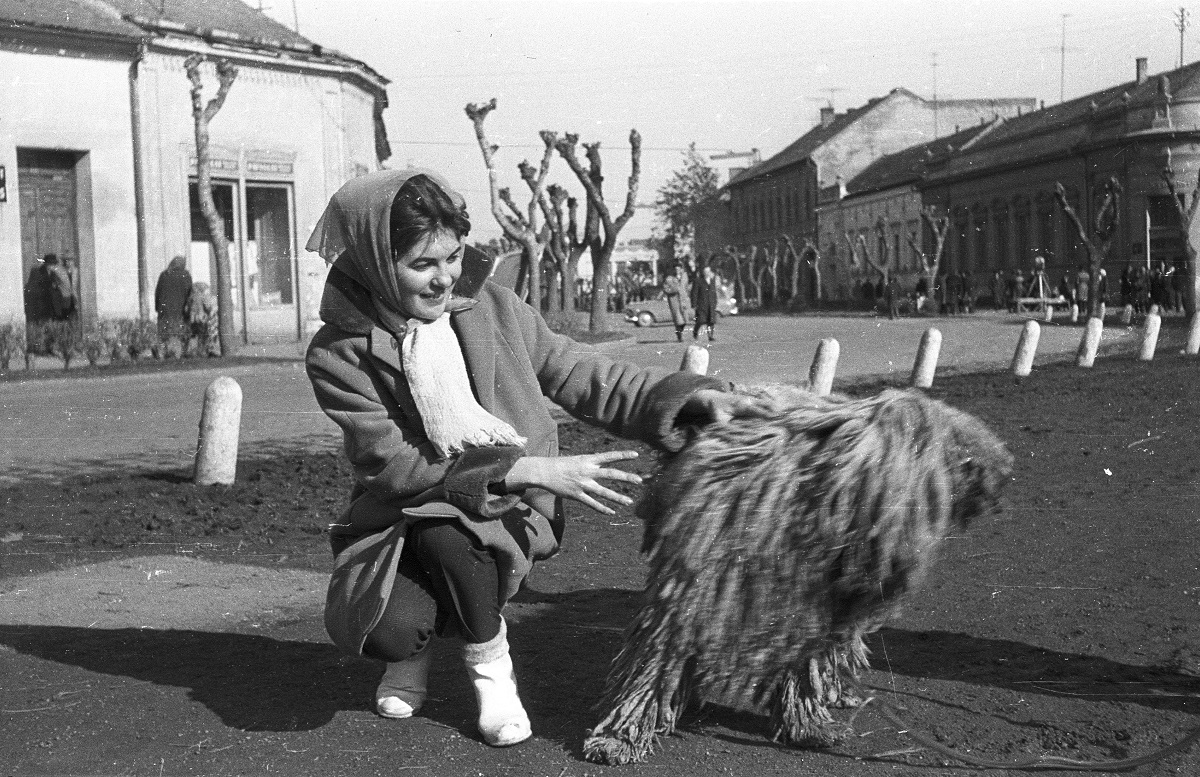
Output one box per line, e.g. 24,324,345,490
1060,14,1070,102
1176,7,1190,68
932,51,939,138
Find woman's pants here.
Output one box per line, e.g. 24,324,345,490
362,518,503,662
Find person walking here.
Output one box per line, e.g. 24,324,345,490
661,264,689,342
885,274,902,320
155,256,193,357
691,264,719,341
303,169,751,748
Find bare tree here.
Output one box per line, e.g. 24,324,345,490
554,130,641,333
1055,178,1121,318
862,218,893,284
905,206,951,297
719,245,747,309
1161,157,1200,316
185,54,238,356
782,235,822,303
466,99,554,311
543,184,596,314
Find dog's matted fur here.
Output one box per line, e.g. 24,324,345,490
584,386,1013,765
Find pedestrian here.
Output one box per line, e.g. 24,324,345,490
991,270,1004,310
885,274,902,320
303,169,750,747
185,282,219,357
1009,270,1024,312
155,256,193,357
1057,273,1075,307
914,274,929,313
691,263,719,341
1169,262,1185,312
959,271,973,314
945,271,962,315
661,264,689,342
1149,264,1169,312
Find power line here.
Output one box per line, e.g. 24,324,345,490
392,140,735,153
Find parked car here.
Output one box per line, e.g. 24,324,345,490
623,290,738,327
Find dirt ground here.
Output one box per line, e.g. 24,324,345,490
2,342,1200,776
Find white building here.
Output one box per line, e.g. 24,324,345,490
0,0,389,342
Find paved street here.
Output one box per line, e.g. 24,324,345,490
0,311,1139,483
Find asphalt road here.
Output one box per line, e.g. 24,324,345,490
0,310,1140,483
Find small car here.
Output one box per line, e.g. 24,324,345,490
623,291,738,327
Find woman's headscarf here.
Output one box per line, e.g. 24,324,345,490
306,168,467,334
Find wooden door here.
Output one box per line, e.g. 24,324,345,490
17,150,79,300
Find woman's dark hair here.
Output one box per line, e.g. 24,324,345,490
389,174,471,259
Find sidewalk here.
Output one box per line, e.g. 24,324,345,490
1,310,1154,484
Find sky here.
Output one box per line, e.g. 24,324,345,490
256,0,1197,243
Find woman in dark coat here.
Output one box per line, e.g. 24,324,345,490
305,169,750,747
690,264,719,341
155,256,193,348
662,265,689,341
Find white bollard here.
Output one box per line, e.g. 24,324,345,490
1120,304,1134,326
1076,317,1104,368
1139,311,1162,361
1070,303,1079,324
1011,320,1040,377
910,328,942,389
1043,302,1054,323
194,376,242,486
808,338,839,396
1186,312,1200,355
679,344,709,375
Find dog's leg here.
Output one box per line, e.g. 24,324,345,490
824,633,870,709
584,602,693,765
770,656,853,748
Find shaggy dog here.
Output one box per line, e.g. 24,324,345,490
584,386,1012,765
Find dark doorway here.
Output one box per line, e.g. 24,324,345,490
18,150,80,319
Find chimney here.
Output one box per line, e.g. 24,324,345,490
1136,57,1149,85
819,106,835,127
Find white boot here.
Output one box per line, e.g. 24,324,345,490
463,619,531,746
376,646,433,719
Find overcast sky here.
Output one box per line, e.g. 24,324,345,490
257,0,1195,242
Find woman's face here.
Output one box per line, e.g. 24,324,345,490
393,227,463,320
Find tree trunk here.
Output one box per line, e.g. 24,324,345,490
589,243,611,332
186,56,238,356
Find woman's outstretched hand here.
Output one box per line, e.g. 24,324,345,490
504,451,642,516
680,388,772,426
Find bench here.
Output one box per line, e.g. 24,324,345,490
1016,296,1071,313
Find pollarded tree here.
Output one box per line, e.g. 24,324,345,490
654,143,720,262
782,235,822,303
1055,177,1121,319
466,99,554,311
554,130,642,333
905,206,951,299
184,54,238,356
543,183,597,314
1161,157,1200,316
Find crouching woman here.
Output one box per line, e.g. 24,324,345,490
305,169,747,747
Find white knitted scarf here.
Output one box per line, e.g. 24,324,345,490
401,313,526,459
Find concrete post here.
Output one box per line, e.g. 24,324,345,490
1121,304,1134,326
1011,320,1040,377
1185,312,1200,355
1043,302,1054,322
1070,303,1079,324
911,328,942,389
194,376,242,486
808,338,839,397
1076,317,1104,368
679,344,709,375
1139,311,1162,361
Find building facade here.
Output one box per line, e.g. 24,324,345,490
0,0,389,342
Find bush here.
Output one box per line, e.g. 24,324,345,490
81,321,107,367
25,321,50,367
0,322,24,370
43,319,83,370
126,318,158,361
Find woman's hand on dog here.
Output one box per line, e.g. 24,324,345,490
504,451,642,515
681,388,773,426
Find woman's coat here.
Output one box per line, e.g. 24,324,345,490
307,268,725,654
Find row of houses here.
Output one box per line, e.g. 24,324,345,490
697,57,1200,304
1,0,389,342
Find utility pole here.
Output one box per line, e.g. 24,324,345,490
932,51,939,138
292,0,301,33
1176,7,1190,68
1060,14,1069,103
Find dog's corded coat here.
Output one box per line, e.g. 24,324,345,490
584,387,1012,765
